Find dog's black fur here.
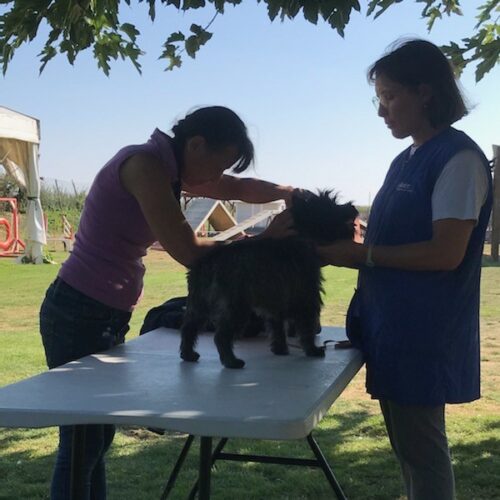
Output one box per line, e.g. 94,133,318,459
180,190,358,368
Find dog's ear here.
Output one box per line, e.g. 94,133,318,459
343,202,359,221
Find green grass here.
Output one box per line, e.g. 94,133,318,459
0,251,499,499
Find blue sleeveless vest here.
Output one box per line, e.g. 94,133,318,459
354,127,493,405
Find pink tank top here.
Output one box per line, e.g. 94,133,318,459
59,129,179,311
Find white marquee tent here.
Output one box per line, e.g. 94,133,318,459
0,106,46,263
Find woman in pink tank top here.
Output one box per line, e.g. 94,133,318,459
39,106,296,500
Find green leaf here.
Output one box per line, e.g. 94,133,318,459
147,0,156,21
302,2,319,24
166,31,186,43
320,0,339,20
125,42,143,73
159,43,183,70
182,0,206,9
166,0,182,8
267,0,284,21
38,44,57,74
475,0,497,27
283,1,301,19
60,40,77,64
425,6,442,32
475,47,499,81
441,41,468,76
190,24,212,44
184,34,200,57
190,23,204,35
1,43,13,75
120,23,140,42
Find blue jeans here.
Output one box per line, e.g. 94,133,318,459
40,278,131,500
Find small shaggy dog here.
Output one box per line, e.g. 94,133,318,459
180,190,358,368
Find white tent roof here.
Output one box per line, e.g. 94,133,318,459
0,106,40,144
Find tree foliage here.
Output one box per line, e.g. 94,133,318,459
0,0,498,80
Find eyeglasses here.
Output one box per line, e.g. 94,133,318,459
372,90,400,110
372,95,389,110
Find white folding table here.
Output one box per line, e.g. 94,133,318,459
0,327,363,499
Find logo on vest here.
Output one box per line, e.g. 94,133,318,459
396,182,413,193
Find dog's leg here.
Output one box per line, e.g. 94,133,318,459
269,317,289,355
214,316,246,369
294,312,325,358
314,314,322,334
240,312,265,338
285,319,296,338
180,312,202,362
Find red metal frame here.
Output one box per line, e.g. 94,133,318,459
0,197,25,256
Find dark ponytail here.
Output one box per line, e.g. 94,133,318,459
171,106,254,173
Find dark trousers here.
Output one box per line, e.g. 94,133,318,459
380,399,456,500
40,278,131,500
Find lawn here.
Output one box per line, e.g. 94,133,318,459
0,250,499,499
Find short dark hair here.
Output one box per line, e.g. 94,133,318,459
171,106,254,173
368,39,468,127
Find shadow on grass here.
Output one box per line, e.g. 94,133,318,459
0,410,499,500
0,435,54,500
481,256,500,268
483,418,500,431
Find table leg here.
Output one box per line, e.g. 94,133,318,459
198,437,212,500
307,433,347,500
160,434,195,499
188,438,228,499
164,434,345,499
70,425,86,500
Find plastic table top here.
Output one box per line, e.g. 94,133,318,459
0,327,364,440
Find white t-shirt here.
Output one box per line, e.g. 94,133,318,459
409,147,489,223
432,149,489,223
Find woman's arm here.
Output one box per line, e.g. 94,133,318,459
184,174,295,206
318,218,475,271
120,153,217,267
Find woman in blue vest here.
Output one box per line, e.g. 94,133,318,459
319,39,493,499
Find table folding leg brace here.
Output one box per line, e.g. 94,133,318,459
160,433,348,500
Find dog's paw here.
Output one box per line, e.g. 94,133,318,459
223,358,246,369
180,350,200,362
305,346,326,358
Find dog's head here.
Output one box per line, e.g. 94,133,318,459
290,190,359,244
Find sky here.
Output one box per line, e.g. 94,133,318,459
0,1,498,205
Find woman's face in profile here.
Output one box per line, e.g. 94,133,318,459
181,137,239,186
374,73,431,143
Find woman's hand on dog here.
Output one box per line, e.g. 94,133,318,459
258,210,297,239
317,240,366,269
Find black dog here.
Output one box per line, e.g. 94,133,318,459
180,190,358,368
